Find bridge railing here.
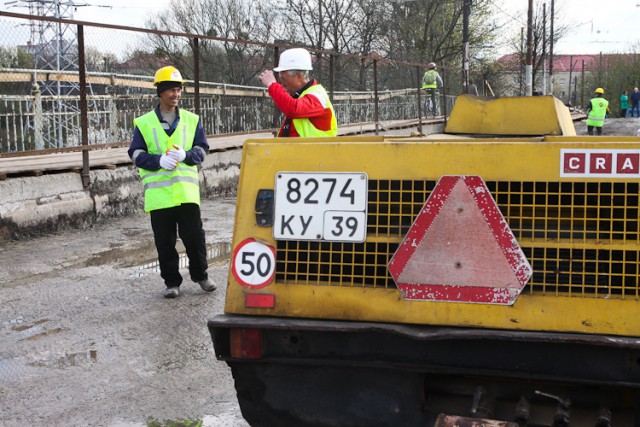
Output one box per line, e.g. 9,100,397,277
0,83,450,153
0,11,456,163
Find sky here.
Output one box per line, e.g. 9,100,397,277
1,0,640,56
496,0,640,55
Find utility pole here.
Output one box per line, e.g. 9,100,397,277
525,0,533,96
520,27,525,96
581,59,585,108
568,55,574,105
462,0,471,93
549,0,554,96
542,2,546,95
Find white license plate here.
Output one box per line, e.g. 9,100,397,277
273,172,368,242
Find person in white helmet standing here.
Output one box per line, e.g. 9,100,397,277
258,48,337,137
127,65,216,299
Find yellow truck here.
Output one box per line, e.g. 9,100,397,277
208,95,640,426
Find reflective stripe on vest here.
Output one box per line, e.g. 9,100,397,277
586,98,608,127
133,109,201,212
291,84,338,137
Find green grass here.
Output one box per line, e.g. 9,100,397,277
146,417,203,427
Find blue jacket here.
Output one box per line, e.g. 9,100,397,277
128,105,209,170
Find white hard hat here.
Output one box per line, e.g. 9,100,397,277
273,48,313,72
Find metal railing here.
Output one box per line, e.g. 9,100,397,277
0,11,457,186
0,82,449,153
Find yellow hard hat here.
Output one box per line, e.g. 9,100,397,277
595,87,604,94
153,66,184,87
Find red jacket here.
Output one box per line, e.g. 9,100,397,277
268,80,335,137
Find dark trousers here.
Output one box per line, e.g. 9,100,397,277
150,203,208,288
587,125,603,135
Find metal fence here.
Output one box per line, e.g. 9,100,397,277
0,11,455,154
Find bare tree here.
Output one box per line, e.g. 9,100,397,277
145,0,279,84
504,1,570,95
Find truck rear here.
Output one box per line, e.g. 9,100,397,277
208,96,640,426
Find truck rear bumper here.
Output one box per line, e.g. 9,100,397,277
209,314,640,387
209,315,640,426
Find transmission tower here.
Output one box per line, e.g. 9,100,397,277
8,0,107,148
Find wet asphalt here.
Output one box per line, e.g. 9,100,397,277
0,197,250,426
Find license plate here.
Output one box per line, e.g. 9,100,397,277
273,172,368,242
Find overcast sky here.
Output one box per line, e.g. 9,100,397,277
2,0,640,56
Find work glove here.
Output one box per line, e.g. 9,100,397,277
166,144,186,162
159,154,178,170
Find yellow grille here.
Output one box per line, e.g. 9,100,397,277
275,179,640,299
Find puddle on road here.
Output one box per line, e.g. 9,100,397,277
83,241,232,277
0,349,98,385
133,241,232,277
9,318,68,342
1,317,101,384
11,319,48,332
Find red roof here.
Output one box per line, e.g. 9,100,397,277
496,53,629,72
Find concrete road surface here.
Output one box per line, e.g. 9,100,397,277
0,197,249,427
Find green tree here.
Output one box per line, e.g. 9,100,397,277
0,46,33,68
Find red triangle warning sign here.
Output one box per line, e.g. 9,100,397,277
388,175,532,305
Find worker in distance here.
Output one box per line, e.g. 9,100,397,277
258,48,337,137
585,87,610,136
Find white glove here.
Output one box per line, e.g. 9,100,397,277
159,154,177,170
166,144,186,162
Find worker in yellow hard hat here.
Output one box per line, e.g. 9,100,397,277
585,87,610,135
258,48,337,137
127,65,216,298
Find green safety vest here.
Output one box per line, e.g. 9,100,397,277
133,109,201,212
422,70,438,89
586,97,609,127
290,84,338,137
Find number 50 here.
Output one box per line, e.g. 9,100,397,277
232,239,276,288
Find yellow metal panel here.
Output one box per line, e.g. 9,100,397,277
444,95,576,136
224,284,637,336
225,137,640,337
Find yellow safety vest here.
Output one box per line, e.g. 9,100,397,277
291,84,338,137
422,70,438,89
133,110,201,212
586,97,609,127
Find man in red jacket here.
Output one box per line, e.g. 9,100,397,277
258,48,337,137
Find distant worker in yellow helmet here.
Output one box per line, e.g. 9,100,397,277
127,65,216,298
258,48,337,137
585,87,610,135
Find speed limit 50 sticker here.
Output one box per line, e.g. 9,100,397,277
231,238,276,288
